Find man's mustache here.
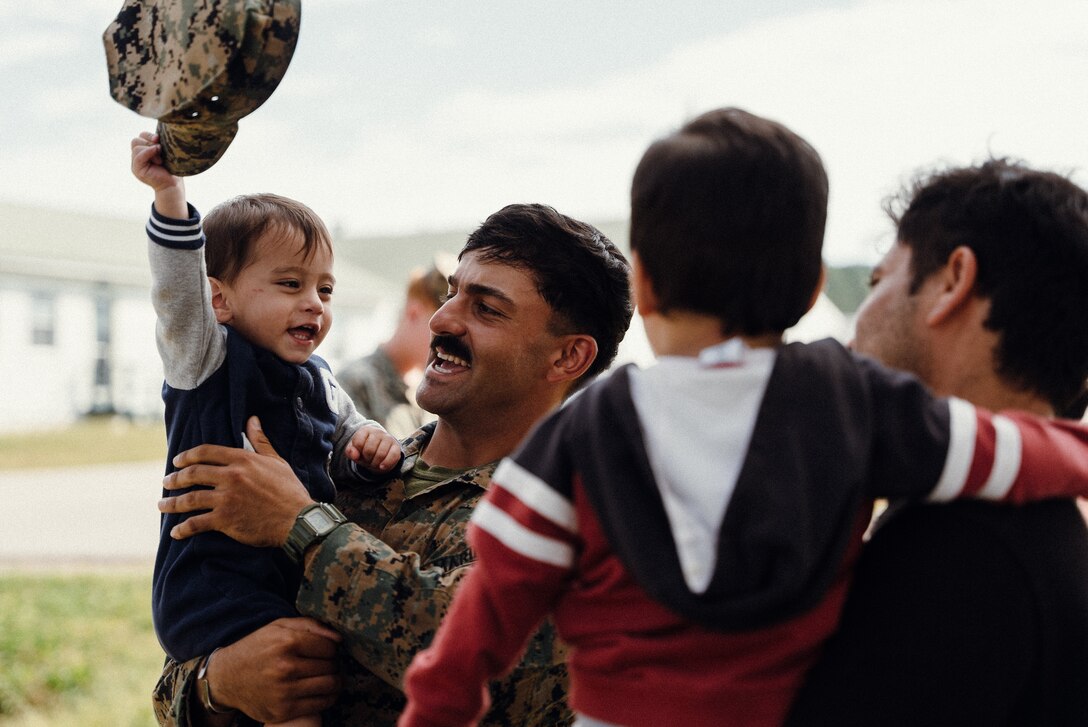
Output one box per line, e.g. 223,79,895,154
431,334,472,364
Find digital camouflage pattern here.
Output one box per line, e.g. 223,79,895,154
152,654,207,727
151,423,572,726
103,0,300,175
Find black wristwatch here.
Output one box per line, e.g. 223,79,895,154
283,502,347,564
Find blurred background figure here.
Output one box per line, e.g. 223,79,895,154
339,254,455,438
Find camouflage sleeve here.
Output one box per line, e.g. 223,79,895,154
295,524,465,688
152,655,200,727
152,655,256,727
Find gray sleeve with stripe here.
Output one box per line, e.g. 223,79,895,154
146,204,227,391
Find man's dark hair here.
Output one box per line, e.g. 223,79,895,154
461,203,633,391
889,158,1088,413
630,107,828,336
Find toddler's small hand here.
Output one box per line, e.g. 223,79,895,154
131,132,181,191
347,426,402,473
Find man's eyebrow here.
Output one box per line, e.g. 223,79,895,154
454,278,516,308
467,283,516,307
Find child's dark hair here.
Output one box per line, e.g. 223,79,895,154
203,193,333,282
630,107,828,336
461,203,633,392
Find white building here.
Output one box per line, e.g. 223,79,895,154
0,202,399,434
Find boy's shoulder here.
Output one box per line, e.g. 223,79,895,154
777,337,853,368
563,363,638,422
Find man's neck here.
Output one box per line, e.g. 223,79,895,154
938,376,1053,417
927,323,1053,416
421,403,560,470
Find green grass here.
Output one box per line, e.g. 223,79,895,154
0,423,167,724
0,571,163,726
0,417,166,470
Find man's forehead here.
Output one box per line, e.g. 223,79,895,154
450,251,541,298
876,241,912,270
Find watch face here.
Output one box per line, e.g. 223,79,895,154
302,507,337,534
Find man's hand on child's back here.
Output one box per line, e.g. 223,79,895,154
130,131,187,218
347,425,402,473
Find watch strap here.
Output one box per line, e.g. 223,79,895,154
283,502,347,564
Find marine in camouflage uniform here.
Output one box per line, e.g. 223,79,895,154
153,422,571,726
338,348,432,440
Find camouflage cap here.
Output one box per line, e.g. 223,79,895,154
103,0,301,176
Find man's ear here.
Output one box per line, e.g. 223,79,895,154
209,277,234,324
547,334,598,386
631,252,659,317
924,246,979,327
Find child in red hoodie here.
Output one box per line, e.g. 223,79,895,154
400,108,1088,727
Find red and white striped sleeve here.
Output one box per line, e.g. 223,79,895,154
401,422,580,727
470,457,579,570
927,397,1088,503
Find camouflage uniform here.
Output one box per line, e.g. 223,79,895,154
152,422,571,726
338,348,434,440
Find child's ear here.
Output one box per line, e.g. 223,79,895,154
209,278,234,324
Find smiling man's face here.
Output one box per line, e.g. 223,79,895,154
415,250,564,424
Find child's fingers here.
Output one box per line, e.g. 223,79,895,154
133,143,159,162
131,132,159,150
377,441,401,471
351,430,401,471
356,429,376,460
131,143,162,174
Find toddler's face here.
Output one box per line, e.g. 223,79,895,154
217,227,335,363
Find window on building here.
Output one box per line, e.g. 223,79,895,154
31,293,56,346
92,294,113,413
96,295,111,345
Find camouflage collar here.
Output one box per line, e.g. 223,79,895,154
398,421,498,496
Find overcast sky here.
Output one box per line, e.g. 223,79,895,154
2,0,1086,264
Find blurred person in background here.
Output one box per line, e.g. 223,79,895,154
339,254,454,438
